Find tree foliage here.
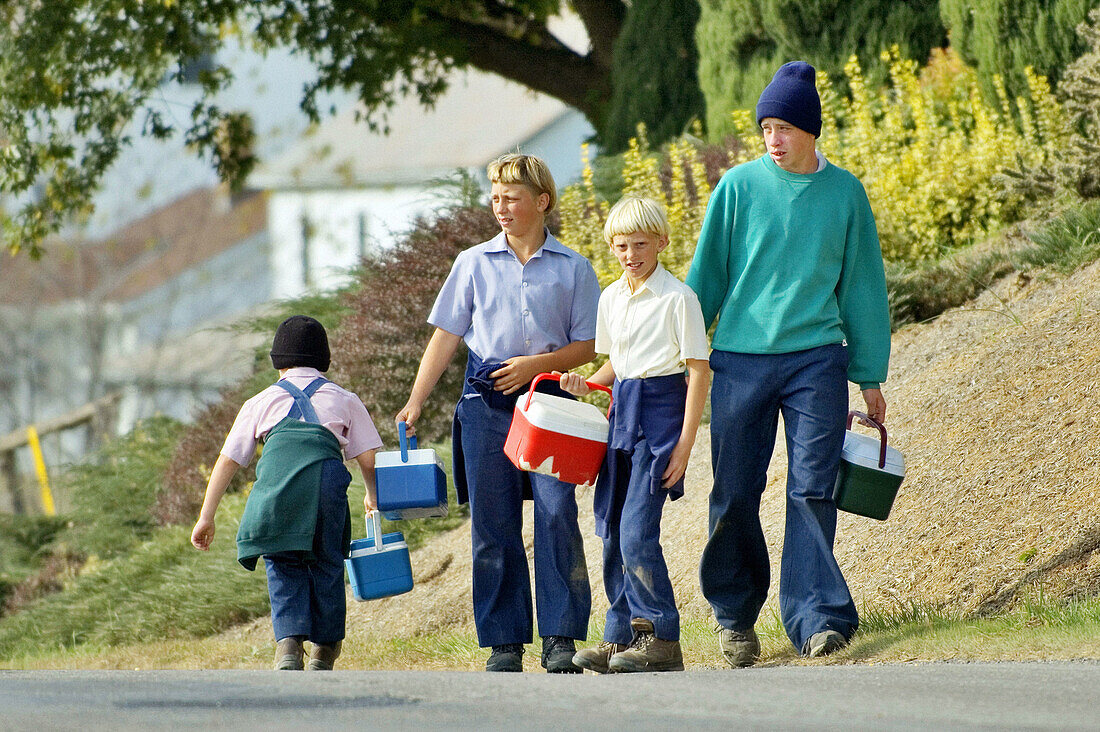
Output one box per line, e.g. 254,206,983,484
940,0,1098,103
600,0,706,153
696,0,946,138
1000,7,1100,202
0,1,629,258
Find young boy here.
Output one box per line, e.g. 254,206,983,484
396,153,601,673
191,315,383,671
559,196,710,673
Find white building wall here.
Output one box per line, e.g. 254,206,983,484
267,186,442,298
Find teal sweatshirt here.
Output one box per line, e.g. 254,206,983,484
685,154,891,389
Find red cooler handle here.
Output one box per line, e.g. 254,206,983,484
846,410,887,469
525,372,614,417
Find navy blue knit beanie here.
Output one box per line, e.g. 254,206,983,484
756,61,822,138
270,315,330,372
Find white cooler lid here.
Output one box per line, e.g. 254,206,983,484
376,448,445,469
519,391,609,442
841,430,905,476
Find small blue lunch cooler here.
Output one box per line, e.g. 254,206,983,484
375,422,448,520
345,511,414,601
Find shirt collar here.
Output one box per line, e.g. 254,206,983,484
281,366,325,379
614,263,671,297
486,229,569,259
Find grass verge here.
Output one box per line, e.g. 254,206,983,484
4,595,1097,670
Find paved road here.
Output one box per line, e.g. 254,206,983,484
2,662,1097,730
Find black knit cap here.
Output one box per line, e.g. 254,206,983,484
270,315,330,372
756,60,822,137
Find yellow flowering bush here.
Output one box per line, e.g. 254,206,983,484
729,47,1063,262
562,48,1062,269
559,126,712,287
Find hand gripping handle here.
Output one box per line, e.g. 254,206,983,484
846,410,888,469
397,421,418,463
525,372,614,416
365,510,385,553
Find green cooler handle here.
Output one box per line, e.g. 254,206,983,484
527,372,614,416
847,410,888,469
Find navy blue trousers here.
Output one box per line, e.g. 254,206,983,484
264,458,351,644
601,438,679,644
457,394,591,647
698,345,858,652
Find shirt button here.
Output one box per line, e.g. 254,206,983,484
522,281,529,287
525,339,531,345
523,310,530,316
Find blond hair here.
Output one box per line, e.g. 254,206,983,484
486,153,558,213
603,195,671,244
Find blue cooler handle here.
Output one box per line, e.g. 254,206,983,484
847,410,888,469
397,421,418,463
366,510,385,553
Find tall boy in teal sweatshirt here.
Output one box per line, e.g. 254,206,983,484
686,61,891,666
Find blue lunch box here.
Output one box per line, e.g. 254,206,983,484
375,422,448,520
345,512,414,601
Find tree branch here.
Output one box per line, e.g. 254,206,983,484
571,0,627,70
423,11,612,125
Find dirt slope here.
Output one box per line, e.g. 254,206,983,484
235,260,1100,645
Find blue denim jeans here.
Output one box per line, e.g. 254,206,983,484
699,345,858,651
457,394,591,647
601,438,679,644
264,458,351,645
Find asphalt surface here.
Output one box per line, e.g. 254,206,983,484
2,662,1097,730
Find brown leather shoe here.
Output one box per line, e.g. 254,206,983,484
717,625,760,668
572,641,629,674
607,619,684,673
274,636,305,670
307,640,342,670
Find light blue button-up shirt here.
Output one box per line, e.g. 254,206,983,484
428,230,600,362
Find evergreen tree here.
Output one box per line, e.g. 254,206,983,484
941,0,1098,102
600,0,707,152
696,0,945,138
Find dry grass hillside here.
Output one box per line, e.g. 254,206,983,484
231,260,1100,649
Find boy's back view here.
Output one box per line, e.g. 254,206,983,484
191,315,383,671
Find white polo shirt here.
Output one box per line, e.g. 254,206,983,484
596,264,711,379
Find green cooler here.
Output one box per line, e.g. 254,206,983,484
833,411,905,520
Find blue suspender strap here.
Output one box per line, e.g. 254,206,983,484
275,378,329,424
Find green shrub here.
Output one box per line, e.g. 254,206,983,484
696,0,946,138
601,0,706,152
58,416,185,558
728,48,1062,262
0,492,269,658
1018,199,1100,272
0,514,66,610
940,0,1097,104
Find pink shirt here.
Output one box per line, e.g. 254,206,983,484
220,367,383,466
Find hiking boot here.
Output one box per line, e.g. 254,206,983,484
541,635,582,673
307,640,342,670
274,636,305,671
803,630,847,658
572,641,629,674
486,644,525,672
607,619,684,673
717,625,759,668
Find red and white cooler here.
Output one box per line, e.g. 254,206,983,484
503,373,613,487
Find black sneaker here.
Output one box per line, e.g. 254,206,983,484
541,635,581,673
486,644,524,672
